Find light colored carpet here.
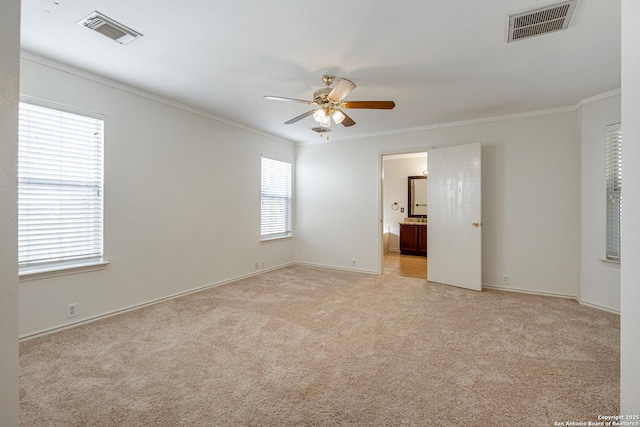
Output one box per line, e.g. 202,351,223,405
20,265,619,426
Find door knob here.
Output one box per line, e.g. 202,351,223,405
472,222,481,227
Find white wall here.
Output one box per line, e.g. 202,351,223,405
296,111,581,296
383,156,428,252
621,0,640,413
18,57,295,337
0,0,20,424
579,93,621,312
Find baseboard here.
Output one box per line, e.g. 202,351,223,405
576,299,620,314
19,262,294,342
294,261,379,275
483,284,576,300
484,284,620,314
21,265,617,342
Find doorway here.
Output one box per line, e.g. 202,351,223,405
380,143,482,290
381,152,428,279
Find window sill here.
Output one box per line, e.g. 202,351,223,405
261,234,293,242
599,258,620,268
19,259,110,282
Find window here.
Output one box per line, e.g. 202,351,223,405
605,123,622,262
261,156,292,240
18,99,104,274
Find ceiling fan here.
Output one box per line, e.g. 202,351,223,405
264,75,395,130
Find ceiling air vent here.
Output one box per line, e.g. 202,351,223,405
78,11,142,45
311,127,332,134
508,1,577,42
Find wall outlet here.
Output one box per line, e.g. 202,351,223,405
502,275,510,285
254,261,259,270
261,260,265,268
352,259,356,266
67,303,77,318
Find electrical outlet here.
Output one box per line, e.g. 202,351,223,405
254,261,259,270
352,259,356,266
261,260,265,268
67,303,77,318
502,275,510,285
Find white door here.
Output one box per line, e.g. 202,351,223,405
427,143,482,291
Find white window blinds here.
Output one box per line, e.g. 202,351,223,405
18,101,104,270
261,156,292,239
605,123,622,262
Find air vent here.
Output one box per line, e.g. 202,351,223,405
508,1,577,42
78,11,142,45
311,127,332,134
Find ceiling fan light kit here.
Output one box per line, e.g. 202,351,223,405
264,74,396,138
332,109,345,124
313,109,326,122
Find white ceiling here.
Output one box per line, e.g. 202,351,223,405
20,0,621,144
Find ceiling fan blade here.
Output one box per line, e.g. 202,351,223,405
340,110,356,127
328,78,356,103
284,109,317,124
342,101,396,109
264,96,315,105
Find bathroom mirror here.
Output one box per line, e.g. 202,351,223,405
408,176,427,217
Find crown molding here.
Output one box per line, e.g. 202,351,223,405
296,105,578,145
20,50,295,146
577,88,621,107
21,49,620,147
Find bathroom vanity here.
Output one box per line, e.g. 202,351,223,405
399,222,427,256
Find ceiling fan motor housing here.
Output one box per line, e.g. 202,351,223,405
313,88,333,107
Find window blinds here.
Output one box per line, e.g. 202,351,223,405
18,101,104,269
261,157,292,239
605,123,622,262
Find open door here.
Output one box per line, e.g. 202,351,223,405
427,143,482,291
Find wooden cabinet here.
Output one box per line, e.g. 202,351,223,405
399,224,427,256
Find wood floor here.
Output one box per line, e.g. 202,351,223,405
383,252,427,279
